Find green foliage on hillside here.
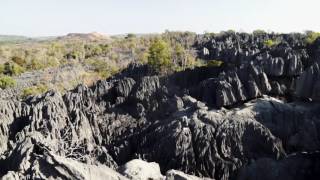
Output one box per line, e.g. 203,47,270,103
0,31,201,93
86,58,119,79
84,44,110,58
144,31,198,72
0,75,16,89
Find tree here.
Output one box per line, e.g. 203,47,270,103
147,39,172,73
126,33,136,39
173,44,187,70
253,29,266,36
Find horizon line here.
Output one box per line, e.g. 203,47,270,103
0,29,317,38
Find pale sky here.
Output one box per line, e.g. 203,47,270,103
0,0,319,37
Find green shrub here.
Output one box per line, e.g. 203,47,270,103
85,58,119,79
137,51,149,64
46,56,60,67
207,60,223,67
305,31,320,44
264,39,279,48
47,42,65,58
100,44,110,55
4,62,25,76
21,84,48,98
84,44,104,57
194,59,207,67
0,75,16,89
65,43,85,60
110,52,119,61
148,38,172,72
27,58,45,70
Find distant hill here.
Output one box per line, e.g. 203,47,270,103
0,35,56,43
57,32,109,41
0,33,108,43
0,35,31,42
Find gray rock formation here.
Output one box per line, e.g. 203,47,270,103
0,134,127,180
295,63,320,100
166,169,213,180
0,61,320,180
194,64,271,107
237,152,320,180
1,31,320,179
118,159,164,180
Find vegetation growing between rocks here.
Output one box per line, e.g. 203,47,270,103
0,75,16,89
1,30,320,98
207,60,224,67
2,30,320,180
264,39,280,48
305,31,320,44
21,84,48,98
0,31,202,97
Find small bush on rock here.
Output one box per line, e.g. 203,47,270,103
0,75,16,89
207,60,224,67
305,31,320,44
21,84,48,98
4,62,25,76
264,39,280,48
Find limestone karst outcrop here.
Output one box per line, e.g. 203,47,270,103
1,32,320,180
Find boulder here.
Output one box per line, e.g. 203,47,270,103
118,159,164,180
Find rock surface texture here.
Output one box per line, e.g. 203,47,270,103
1,32,320,180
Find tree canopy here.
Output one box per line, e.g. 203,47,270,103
147,39,172,73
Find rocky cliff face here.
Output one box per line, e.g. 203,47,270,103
1,32,320,180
